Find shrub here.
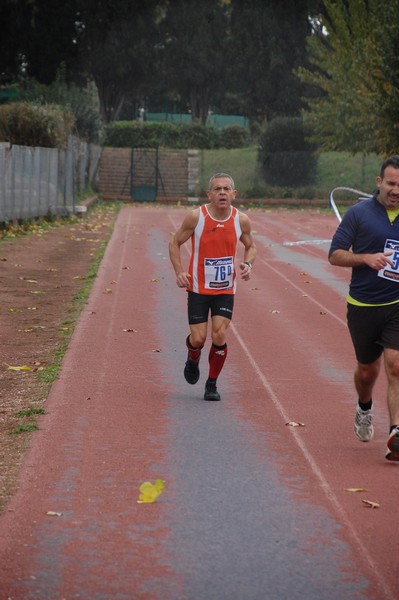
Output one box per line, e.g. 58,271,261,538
259,117,318,186
185,123,221,149
0,102,75,148
221,125,251,149
103,121,251,149
17,78,103,144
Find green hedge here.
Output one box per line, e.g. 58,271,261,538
0,102,75,148
103,121,251,149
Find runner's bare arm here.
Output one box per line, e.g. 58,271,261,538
329,248,394,270
238,212,256,281
169,209,200,288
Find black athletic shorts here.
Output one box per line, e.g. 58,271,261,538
347,302,399,364
187,291,234,325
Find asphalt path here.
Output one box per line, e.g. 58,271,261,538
0,205,397,600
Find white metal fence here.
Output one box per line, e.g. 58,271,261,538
0,137,101,223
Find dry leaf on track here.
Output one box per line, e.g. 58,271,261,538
362,499,380,509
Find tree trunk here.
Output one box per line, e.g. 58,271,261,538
190,86,210,125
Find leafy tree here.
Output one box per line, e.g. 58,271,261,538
298,0,399,156
0,0,79,85
75,0,162,123
17,72,103,143
227,0,317,124
158,0,230,124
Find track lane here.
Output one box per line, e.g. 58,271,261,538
0,205,396,599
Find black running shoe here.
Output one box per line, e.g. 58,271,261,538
184,356,200,384
386,426,399,461
204,379,221,401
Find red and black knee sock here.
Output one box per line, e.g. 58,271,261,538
186,335,203,362
208,342,228,381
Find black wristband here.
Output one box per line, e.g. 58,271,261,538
244,261,252,268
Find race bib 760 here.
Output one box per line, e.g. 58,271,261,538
204,256,234,289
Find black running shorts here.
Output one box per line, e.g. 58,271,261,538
347,302,399,364
187,291,234,325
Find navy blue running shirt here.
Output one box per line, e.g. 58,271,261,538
329,196,399,304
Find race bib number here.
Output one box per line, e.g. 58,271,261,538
378,239,399,282
204,256,234,289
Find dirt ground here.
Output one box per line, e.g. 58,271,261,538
0,204,119,514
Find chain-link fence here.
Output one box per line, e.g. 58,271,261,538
0,136,101,224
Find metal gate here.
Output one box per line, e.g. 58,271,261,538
131,148,158,201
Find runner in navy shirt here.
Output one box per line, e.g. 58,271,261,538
329,155,399,461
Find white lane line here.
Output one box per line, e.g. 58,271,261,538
260,256,347,327
231,321,392,599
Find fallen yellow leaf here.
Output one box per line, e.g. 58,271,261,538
345,488,368,493
6,364,33,371
137,479,165,504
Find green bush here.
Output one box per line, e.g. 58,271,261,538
103,120,251,149
0,102,75,148
259,117,318,186
17,78,103,144
186,123,220,149
222,125,251,149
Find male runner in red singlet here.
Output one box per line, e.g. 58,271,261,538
169,173,256,401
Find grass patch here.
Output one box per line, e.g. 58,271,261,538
15,408,46,418
10,423,39,435
37,363,62,385
199,148,382,200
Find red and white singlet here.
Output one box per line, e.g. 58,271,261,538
187,204,242,295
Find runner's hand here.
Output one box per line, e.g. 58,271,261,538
365,251,394,270
239,262,252,281
176,272,191,288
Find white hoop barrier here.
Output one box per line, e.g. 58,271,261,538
328,186,373,223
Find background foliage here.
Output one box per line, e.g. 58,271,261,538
297,0,399,156
0,102,74,148
103,121,251,149
0,1,398,161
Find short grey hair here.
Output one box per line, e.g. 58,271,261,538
207,172,235,191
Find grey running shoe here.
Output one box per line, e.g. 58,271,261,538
204,379,221,401
354,404,374,442
184,355,200,384
385,426,399,461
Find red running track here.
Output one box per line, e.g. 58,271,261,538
0,205,397,600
